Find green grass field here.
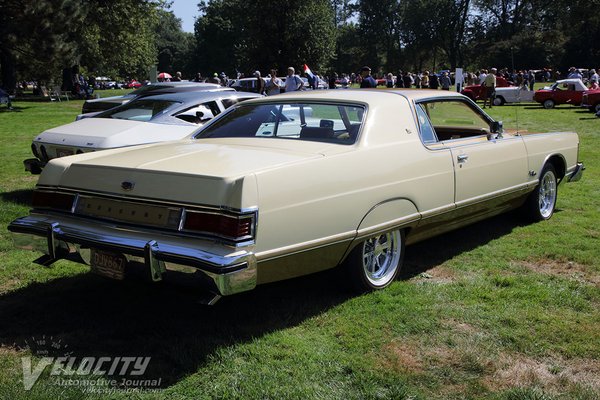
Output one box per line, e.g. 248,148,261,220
0,89,598,399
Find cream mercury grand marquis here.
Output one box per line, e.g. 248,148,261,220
9,90,584,303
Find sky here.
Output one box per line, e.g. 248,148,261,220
170,0,199,33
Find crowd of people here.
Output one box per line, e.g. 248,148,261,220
168,65,599,98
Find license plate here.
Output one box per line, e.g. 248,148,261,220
56,148,74,158
90,249,125,280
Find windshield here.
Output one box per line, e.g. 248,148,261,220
97,100,180,122
195,102,365,145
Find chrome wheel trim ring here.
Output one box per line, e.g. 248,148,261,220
361,231,401,287
538,170,557,218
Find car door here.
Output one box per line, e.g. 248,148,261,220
421,99,529,208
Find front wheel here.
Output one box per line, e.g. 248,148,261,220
543,99,555,109
523,164,557,221
344,230,405,293
492,96,505,106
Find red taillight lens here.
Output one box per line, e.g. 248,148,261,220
183,211,254,241
32,191,75,212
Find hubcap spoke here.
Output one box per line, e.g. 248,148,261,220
362,231,402,286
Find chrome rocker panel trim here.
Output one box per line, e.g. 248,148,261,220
8,214,257,297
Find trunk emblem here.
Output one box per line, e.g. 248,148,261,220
121,181,135,191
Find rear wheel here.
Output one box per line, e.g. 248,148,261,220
344,230,404,293
523,164,557,221
594,103,600,113
543,99,555,109
492,96,505,106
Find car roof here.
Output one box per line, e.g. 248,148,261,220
239,89,467,104
556,79,584,84
129,89,261,103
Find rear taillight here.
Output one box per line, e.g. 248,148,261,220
40,145,49,161
183,210,255,242
31,143,39,159
32,190,76,212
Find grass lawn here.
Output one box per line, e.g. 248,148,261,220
0,88,598,399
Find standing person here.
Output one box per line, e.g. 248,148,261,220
478,69,487,84
395,70,404,88
482,67,497,108
403,71,413,88
414,72,422,89
429,73,440,89
266,70,284,95
360,66,377,88
254,71,265,94
528,70,536,91
589,69,599,85
208,73,221,85
285,67,304,92
421,71,430,88
440,72,451,90
386,73,395,88
340,74,349,88
567,67,582,80
328,73,338,89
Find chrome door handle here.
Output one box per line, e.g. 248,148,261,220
457,154,469,163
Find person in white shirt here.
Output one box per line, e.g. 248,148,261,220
265,69,284,96
284,67,304,92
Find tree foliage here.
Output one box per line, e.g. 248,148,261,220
154,9,195,77
193,0,336,76
0,0,162,89
1,0,599,90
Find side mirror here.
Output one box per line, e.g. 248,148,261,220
489,120,503,139
491,120,503,134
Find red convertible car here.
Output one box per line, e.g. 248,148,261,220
581,89,600,113
460,76,511,101
533,79,588,109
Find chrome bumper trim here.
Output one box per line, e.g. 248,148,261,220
8,214,257,296
566,162,585,183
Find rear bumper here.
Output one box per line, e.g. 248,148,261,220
8,213,257,297
566,162,585,183
23,158,44,174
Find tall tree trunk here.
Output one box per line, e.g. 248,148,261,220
0,48,17,92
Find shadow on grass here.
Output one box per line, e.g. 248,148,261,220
0,210,530,388
0,189,33,207
0,267,351,388
0,106,28,113
400,211,529,279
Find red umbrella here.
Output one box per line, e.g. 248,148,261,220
157,72,172,79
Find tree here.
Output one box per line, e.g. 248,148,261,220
194,0,336,76
79,0,161,79
154,9,195,77
0,0,85,90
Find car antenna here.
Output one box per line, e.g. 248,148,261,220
515,104,520,134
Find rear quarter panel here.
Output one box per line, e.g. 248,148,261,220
521,131,580,178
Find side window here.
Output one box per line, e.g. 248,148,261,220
221,98,238,109
415,104,437,144
174,101,221,124
421,100,490,141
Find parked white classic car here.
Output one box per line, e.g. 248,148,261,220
24,90,262,174
492,86,535,106
9,90,584,303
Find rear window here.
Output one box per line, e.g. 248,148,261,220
97,100,180,122
195,102,365,145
